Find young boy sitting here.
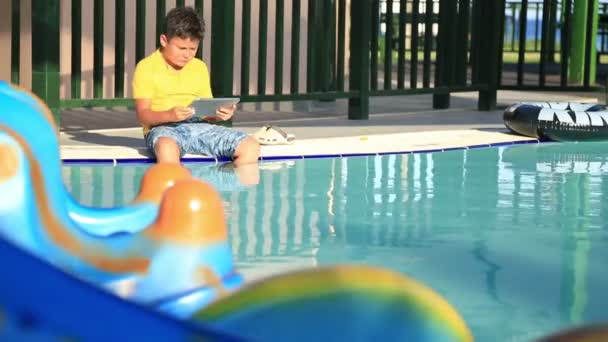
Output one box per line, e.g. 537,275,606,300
132,6,260,165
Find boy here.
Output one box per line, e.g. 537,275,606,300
133,7,260,165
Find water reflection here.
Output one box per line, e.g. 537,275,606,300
63,142,608,341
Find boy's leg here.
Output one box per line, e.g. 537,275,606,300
145,125,187,163
154,137,181,163
232,137,260,166
183,123,260,164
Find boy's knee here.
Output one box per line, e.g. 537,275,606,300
154,137,182,163
234,137,260,164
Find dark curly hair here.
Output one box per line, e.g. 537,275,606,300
163,7,205,41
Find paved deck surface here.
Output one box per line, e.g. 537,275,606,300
59,90,601,160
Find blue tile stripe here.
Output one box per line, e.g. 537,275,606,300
61,138,544,165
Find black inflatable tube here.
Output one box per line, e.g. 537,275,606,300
503,102,608,141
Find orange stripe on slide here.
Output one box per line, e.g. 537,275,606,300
0,144,19,183
1,126,150,274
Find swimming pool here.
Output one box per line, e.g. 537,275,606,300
62,142,608,341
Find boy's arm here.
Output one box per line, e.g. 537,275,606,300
134,99,193,126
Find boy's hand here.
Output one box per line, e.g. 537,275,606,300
171,106,194,122
215,104,236,121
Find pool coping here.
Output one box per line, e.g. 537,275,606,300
60,129,543,164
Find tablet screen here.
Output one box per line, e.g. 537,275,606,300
191,97,240,117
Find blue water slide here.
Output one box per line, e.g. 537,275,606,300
0,82,244,318
0,130,243,319
0,80,156,237
0,234,240,341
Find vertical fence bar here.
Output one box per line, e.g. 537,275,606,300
571,0,589,84
211,0,235,97
156,0,166,48
290,0,301,93
274,0,284,94
539,0,552,87
598,4,608,53
337,0,346,91
510,4,516,51
455,0,469,85
115,0,126,97
470,0,481,83
397,0,407,89
195,0,204,60
306,0,335,93
93,0,104,98
602,4,606,53
410,0,420,89
257,0,268,95
583,0,595,88
433,0,454,109
497,0,506,87
561,0,572,87
370,0,380,91
306,0,317,92
10,0,20,84
477,0,502,110
384,0,394,90
176,0,185,7
535,4,540,51
328,0,337,92
31,0,61,123
517,0,528,86
423,0,433,88
548,0,558,62
135,0,146,63
241,0,251,96
71,0,82,99
348,0,372,119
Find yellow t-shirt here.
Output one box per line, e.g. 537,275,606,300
132,49,213,134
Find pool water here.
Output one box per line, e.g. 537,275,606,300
63,142,608,341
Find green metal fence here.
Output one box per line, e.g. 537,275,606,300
500,0,604,90
9,0,502,125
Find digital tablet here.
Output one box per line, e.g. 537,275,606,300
191,97,240,117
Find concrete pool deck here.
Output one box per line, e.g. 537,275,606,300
58,90,602,161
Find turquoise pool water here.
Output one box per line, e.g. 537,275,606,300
63,142,608,341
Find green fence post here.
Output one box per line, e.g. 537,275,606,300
432,0,454,109
31,0,61,124
156,0,166,48
274,0,284,94
290,0,301,93
455,0,470,85
115,0,126,97
257,0,268,94
477,0,502,111
135,0,147,63
570,0,598,85
539,0,553,87
210,0,235,97
348,0,371,120
548,0,559,63
71,0,82,99
307,0,336,93
10,0,20,85
93,0,104,99
584,0,599,87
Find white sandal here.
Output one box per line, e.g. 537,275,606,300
253,125,296,145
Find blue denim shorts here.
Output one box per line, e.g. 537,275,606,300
145,120,248,158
